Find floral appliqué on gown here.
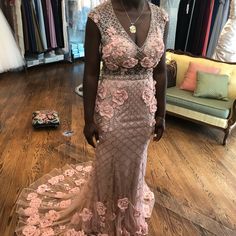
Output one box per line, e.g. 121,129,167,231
15,1,168,235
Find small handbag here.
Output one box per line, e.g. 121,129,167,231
166,60,177,88
32,110,60,128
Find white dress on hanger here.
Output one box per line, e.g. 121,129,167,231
160,0,180,49
213,0,236,62
0,9,24,73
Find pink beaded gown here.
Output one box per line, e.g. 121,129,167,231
15,1,168,235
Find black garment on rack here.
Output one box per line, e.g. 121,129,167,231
51,0,64,48
22,0,44,53
22,0,36,52
175,0,195,51
151,0,160,6
41,0,51,48
186,0,210,55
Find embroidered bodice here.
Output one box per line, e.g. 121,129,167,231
88,1,168,79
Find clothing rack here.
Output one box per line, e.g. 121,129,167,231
20,0,70,67
1,0,109,67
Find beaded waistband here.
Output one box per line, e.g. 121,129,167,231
101,71,153,81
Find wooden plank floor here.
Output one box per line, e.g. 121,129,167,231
0,62,236,236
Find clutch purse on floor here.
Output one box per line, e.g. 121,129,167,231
32,110,60,128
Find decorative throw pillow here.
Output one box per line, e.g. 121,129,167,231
166,60,177,88
180,62,220,91
32,110,60,128
194,72,229,101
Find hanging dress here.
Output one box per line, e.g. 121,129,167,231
160,0,180,49
213,0,236,62
0,9,24,73
15,1,168,235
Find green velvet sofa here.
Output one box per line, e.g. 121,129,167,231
166,50,236,145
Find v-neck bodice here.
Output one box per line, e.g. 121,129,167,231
109,0,153,50
88,1,168,79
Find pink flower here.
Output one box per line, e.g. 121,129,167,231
161,9,169,21
115,49,125,57
90,12,100,23
142,88,154,106
102,44,113,58
78,231,87,236
69,187,80,194
40,218,53,228
36,113,47,120
143,205,151,216
112,89,128,106
37,184,50,194
117,198,129,211
149,98,157,114
122,58,138,68
65,229,86,236
140,57,156,68
83,165,93,173
144,191,154,201
122,228,131,236
58,175,65,181
29,198,42,208
75,179,86,187
79,208,93,222
76,165,83,172
105,61,119,71
106,27,117,36
24,207,39,216
48,175,65,184
27,193,38,201
64,183,71,189
65,185,72,191
97,84,107,99
133,209,141,218
59,199,72,208
96,202,106,216
47,202,54,207
48,177,59,185
45,210,59,221
140,222,149,235
22,225,40,236
98,101,114,119
59,225,66,230
135,229,143,236
148,34,164,55
150,118,156,127
41,227,54,236
64,169,75,177
26,214,40,225
55,192,66,198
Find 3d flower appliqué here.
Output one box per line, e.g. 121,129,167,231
117,198,129,211
79,208,93,222
112,89,128,106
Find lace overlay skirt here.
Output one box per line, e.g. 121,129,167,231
16,76,156,236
